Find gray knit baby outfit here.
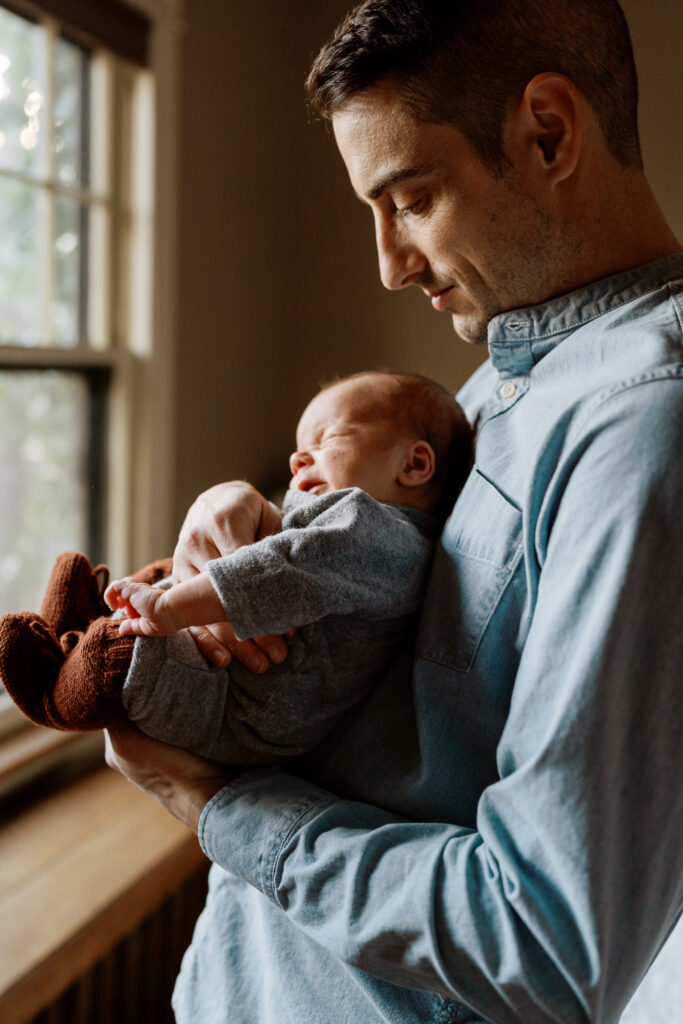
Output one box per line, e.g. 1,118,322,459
122,488,437,766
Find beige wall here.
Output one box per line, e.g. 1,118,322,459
622,0,683,237
171,0,683,532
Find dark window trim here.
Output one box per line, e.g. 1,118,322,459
1,0,150,66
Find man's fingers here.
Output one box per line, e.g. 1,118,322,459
256,499,285,541
188,626,233,667
187,622,291,673
208,622,290,671
252,633,290,665
222,635,270,674
172,536,222,585
188,623,273,673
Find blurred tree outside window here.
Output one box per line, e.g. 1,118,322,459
0,370,89,613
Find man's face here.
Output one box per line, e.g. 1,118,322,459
289,377,414,502
332,81,554,345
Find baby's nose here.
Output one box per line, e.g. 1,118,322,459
289,450,313,475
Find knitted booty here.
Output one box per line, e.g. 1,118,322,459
40,551,110,635
130,557,174,586
0,613,134,731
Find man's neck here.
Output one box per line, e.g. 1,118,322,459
557,170,681,297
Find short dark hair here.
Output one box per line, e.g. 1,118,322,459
322,370,473,517
306,0,642,172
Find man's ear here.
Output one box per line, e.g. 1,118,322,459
506,73,581,186
397,441,436,489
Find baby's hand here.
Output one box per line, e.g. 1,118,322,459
105,578,177,637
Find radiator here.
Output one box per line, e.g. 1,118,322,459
29,866,209,1024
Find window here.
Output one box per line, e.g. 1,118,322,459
0,0,176,752
0,8,105,613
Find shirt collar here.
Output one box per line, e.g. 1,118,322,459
486,252,683,377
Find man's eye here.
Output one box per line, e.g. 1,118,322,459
395,197,423,217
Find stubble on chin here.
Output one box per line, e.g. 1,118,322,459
451,312,493,346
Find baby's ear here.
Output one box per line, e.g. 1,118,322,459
397,440,436,488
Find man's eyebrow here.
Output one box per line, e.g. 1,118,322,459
364,164,432,201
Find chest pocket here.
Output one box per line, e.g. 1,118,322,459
417,469,523,672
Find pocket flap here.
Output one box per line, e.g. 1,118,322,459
417,470,523,672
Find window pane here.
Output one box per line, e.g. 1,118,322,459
54,195,88,344
54,35,90,188
0,6,46,176
0,175,40,344
0,370,90,615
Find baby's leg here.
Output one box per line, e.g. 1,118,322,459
0,614,134,730
122,632,309,767
122,631,236,759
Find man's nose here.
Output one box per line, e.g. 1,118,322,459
289,450,313,475
376,218,427,290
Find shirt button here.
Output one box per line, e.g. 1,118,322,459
500,381,517,399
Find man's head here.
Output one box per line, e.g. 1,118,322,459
306,0,641,173
306,1,658,344
289,370,472,516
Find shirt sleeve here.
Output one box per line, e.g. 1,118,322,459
198,380,683,1024
205,489,433,639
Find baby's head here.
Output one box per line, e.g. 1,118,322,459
289,370,472,517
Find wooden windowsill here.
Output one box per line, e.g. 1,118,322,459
0,724,104,801
0,764,207,1024
0,725,79,779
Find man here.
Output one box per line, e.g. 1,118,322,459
106,2,682,1021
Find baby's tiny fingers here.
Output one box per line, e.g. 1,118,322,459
115,577,137,599
104,577,138,610
104,581,122,610
118,616,149,636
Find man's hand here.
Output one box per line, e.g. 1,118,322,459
105,721,236,833
173,481,283,574
173,481,290,671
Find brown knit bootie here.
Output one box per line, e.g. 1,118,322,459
39,552,173,637
131,557,174,585
40,551,111,635
0,613,135,731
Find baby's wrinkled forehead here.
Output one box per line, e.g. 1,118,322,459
296,376,397,442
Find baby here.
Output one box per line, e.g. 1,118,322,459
0,371,471,766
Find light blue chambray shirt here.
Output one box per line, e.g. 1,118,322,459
172,255,683,1024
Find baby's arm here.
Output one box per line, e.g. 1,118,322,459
105,573,226,638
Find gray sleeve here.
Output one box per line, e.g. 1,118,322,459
206,489,434,639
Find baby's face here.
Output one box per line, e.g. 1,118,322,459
289,379,411,502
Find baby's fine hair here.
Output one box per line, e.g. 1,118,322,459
322,370,473,517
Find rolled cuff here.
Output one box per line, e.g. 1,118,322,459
197,769,337,901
